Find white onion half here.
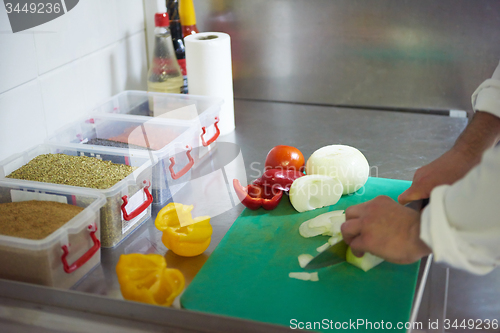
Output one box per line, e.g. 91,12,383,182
289,175,343,212
305,145,369,195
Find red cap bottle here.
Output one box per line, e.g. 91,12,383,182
147,12,184,95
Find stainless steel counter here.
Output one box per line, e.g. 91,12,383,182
195,0,500,114
0,100,469,332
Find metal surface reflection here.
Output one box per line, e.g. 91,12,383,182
195,0,500,113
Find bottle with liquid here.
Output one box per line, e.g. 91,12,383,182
147,12,183,94
167,0,188,94
179,0,199,38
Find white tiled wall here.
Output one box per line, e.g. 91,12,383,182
0,0,149,161
0,82,47,160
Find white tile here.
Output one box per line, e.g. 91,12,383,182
32,7,81,74
0,81,47,161
118,31,148,91
38,63,87,135
117,0,146,38
0,5,38,94
82,0,120,48
33,0,120,74
77,44,120,112
143,0,159,63
79,31,148,111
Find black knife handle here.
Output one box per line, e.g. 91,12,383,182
405,198,430,212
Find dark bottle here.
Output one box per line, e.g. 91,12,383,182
167,0,188,94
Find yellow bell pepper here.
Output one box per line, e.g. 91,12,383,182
155,203,212,257
115,253,184,306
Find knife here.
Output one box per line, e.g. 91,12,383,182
303,198,430,270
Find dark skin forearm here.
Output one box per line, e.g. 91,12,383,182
398,111,500,205
452,111,500,163
343,111,500,262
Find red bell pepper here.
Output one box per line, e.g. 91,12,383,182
253,168,305,191
233,179,283,210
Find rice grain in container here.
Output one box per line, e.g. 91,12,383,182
0,144,155,248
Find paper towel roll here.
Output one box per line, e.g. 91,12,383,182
185,32,235,135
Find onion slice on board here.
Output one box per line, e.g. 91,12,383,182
346,247,384,272
289,272,319,281
316,242,330,253
297,254,314,268
299,211,345,238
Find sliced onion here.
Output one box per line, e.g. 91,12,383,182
299,223,327,238
316,242,330,253
346,247,384,272
299,211,345,238
297,254,314,268
289,272,319,281
328,235,342,245
326,215,346,236
308,211,344,228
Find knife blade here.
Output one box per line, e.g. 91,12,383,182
303,198,430,270
304,239,348,270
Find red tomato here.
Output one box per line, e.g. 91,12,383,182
265,145,305,172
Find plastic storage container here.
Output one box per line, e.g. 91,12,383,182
91,90,223,161
46,114,198,205
0,144,155,248
0,179,106,289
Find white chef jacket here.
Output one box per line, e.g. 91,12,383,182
420,61,500,275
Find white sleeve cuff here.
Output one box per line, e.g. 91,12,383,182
420,185,494,275
471,78,500,119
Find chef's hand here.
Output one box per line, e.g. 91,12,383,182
341,196,432,265
397,148,478,205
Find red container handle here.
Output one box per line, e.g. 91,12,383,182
61,223,100,274
169,145,194,180
121,181,153,221
200,117,220,147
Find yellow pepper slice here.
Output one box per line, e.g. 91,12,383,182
115,253,185,306
155,203,213,257
155,202,194,229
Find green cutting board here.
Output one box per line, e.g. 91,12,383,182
181,178,420,331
